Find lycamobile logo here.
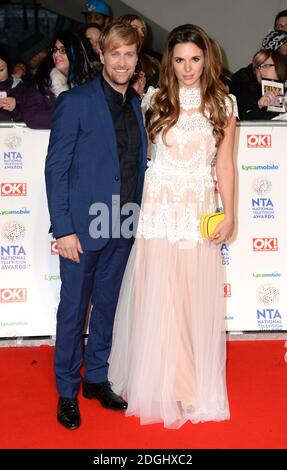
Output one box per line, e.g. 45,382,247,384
242,163,279,171
0,208,30,216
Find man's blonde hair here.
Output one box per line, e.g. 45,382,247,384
99,20,141,53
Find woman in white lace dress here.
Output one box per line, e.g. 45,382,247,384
108,24,237,429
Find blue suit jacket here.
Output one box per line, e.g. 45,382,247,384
45,76,147,250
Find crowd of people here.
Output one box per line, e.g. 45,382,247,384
0,2,287,126
0,0,160,128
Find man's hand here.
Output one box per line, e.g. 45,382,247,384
56,234,84,263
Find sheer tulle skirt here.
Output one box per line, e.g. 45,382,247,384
108,236,229,429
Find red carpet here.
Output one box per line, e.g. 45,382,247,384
0,341,286,449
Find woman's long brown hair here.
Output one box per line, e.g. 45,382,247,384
147,24,232,147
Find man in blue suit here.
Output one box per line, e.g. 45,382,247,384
45,21,147,430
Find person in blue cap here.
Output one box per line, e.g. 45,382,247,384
82,0,111,27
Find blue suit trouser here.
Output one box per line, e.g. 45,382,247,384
55,234,132,398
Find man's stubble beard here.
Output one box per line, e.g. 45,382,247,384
103,68,134,88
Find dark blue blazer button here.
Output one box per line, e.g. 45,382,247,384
115,176,119,181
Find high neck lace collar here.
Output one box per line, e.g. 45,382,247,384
179,87,201,110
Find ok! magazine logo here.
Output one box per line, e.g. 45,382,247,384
50,240,58,255
0,288,27,303
253,238,278,251
247,135,272,148
0,183,27,197
224,283,231,297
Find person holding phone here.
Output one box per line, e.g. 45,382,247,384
0,47,27,122
231,49,287,120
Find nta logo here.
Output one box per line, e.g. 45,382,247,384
1,221,25,243
247,135,272,147
256,284,279,306
4,134,22,149
252,177,272,196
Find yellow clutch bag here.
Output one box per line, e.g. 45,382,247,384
200,211,225,238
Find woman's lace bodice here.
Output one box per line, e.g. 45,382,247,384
138,86,237,243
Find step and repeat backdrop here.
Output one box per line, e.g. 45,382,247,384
0,123,286,337
224,124,286,331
